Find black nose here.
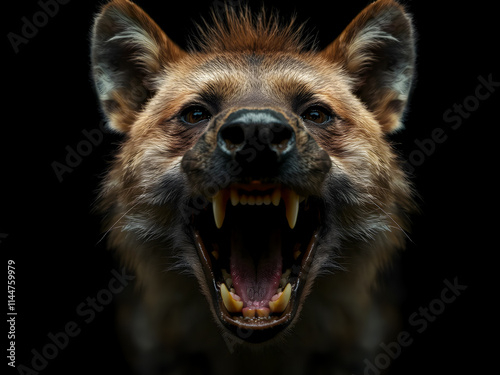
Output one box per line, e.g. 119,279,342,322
217,109,296,178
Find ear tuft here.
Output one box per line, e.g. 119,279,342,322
90,0,186,132
322,0,416,133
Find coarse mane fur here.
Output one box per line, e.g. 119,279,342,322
190,5,315,53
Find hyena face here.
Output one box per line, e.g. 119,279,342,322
91,0,415,346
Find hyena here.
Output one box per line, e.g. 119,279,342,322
90,0,416,374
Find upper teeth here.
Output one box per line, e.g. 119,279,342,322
282,189,299,229
212,186,302,229
212,189,228,229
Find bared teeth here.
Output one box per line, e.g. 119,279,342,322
242,307,270,318
282,188,299,229
212,186,304,229
243,308,256,318
240,195,248,205
221,279,292,317
212,190,228,229
269,283,292,314
263,195,271,205
220,283,243,313
230,188,239,206
256,307,270,317
271,188,281,206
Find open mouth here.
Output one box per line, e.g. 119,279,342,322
191,182,320,342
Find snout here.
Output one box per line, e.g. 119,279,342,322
217,109,296,179
181,106,331,196
180,108,331,341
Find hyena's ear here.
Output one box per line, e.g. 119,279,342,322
91,0,186,132
321,0,416,133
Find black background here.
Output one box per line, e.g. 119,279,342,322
2,0,498,374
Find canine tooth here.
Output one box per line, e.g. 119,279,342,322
272,188,281,206
247,196,255,205
220,283,243,313
230,291,241,301
283,189,299,229
263,195,271,205
212,190,227,229
269,283,291,313
230,188,239,206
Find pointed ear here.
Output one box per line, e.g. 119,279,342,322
91,0,186,132
321,0,416,133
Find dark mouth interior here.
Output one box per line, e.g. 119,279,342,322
191,184,320,342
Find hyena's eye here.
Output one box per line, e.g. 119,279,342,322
300,106,332,125
181,106,212,125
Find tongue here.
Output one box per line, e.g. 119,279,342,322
230,223,282,309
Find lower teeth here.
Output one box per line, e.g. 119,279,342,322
268,283,291,313
220,281,292,317
220,283,243,313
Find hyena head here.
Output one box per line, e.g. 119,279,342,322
91,0,415,343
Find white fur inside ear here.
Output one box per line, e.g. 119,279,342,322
90,0,185,133
107,10,163,72
93,66,116,102
346,21,399,74
324,2,416,133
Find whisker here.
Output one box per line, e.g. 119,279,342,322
95,201,140,245
369,198,414,244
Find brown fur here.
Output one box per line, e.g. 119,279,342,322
91,1,416,374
